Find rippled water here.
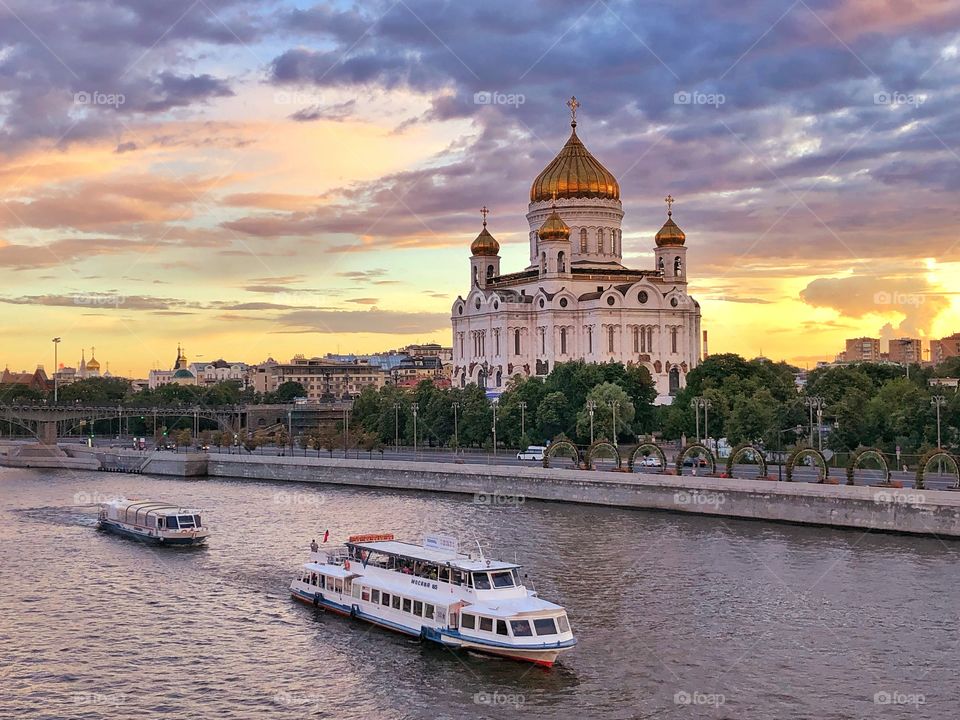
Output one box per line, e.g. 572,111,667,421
1,467,959,719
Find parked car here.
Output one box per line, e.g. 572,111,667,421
682,457,709,467
517,445,547,461
638,455,662,467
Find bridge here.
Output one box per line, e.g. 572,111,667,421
0,405,247,444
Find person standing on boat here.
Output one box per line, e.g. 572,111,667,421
310,539,319,553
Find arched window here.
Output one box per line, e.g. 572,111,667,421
671,327,678,354
669,367,680,395
473,266,479,285
597,228,604,253
560,327,567,355
658,256,664,274
580,228,587,253
487,264,494,278
647,327,654,352
540,252,546,274
608,326,615,353
514,329,521,356
633,327,639,353
674,256,682,276
558,251,566,272
587,327,593,354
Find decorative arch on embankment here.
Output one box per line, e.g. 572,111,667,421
785,447,828,483
725,443,768,479
629,443,667,472
915,449,960,490
675,443,716,476
846,447,890,486
543,440,581,469
585,440,621,470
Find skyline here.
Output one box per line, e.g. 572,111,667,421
2,1,960,376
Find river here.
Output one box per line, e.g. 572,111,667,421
1,467,957,719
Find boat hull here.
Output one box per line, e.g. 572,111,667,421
97,520,208,546
290,587,572,667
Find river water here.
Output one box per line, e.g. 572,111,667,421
1,467,957,719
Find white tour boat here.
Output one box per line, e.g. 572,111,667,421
290,533,575,667
97,499,210,546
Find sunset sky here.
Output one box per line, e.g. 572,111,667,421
1,0,959,377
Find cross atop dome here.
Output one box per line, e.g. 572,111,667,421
480,205,489,227
664,194,675,216
567,96,580,127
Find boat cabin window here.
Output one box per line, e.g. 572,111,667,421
557,615,570,633
461,614,476,630
178,515,196,529
402,598,412,613
491,571,514,588
157,517,165,529
361,588,370,601
510,620,533,637
425,604,435,620
438,567,451,583
371,590,380,603
511,568,521,586
413,601,423,616
193,515,202,528
382,592,391,607
165,516,179,530
335,579,343,593
496,620,508,636
479,617,493,632
392,595,401,610
472,573,492,590
352,584,361,599
533,618,557,636
451,569,463,585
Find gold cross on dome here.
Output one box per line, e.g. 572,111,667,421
480,205,489,226
567,96,580,125
664,194,675,215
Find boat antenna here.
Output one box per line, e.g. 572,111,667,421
475,539,486,563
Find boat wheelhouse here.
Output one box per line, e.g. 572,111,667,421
97,499,209,546
290,533,575,667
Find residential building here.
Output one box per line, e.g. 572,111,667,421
887,337,922,364
931,333,960,365
839,337,881,363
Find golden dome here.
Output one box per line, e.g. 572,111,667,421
655,213,686,247
470,224,500,256
86,357,100,370
530,115,619,203
538,207,571,241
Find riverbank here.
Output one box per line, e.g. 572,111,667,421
47,446,960,539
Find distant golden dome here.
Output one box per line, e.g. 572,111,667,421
86,349,100,371
470,225,499,256
530,122,619,203
655,213,686,247
538,207,571,241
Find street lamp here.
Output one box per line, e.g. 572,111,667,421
932,395,946,449
692,397,712,447
587,400,596,444
609,400,620,447
411,402,419,457
777,424,805,481
803,396,824,447
52,338,61,403
519,401,527,440
393,402,400,451
452,401,460,454
491,403,498,456
690,398,701,442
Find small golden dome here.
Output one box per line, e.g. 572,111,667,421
538,207,571,242
655,213,686,247
86,357,100,370
470,226,499,256
530,106,619,203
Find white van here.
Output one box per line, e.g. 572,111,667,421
517,445,547,461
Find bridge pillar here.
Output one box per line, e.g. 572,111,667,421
38,421,58,445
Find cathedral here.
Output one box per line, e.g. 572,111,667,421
451,98,702,404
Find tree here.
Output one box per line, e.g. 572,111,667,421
272,381,307,403
575,383,635,442
318,426,338,457
536,392,569,442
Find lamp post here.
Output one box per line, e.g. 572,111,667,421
587,400,596,444
690,398,701,442
452,401,460,454
411,403,419,457
703,399,712,450
932,395,946,449
52,337,61,403
491,403,498,456
609,400,620,448
519,401,527,440
803,396,824,447
777,424,805,481
393,402,400,452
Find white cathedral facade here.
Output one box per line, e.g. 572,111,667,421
451,98,702,404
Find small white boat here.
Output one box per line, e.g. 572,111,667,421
290,533,575,667
97,499,209,546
